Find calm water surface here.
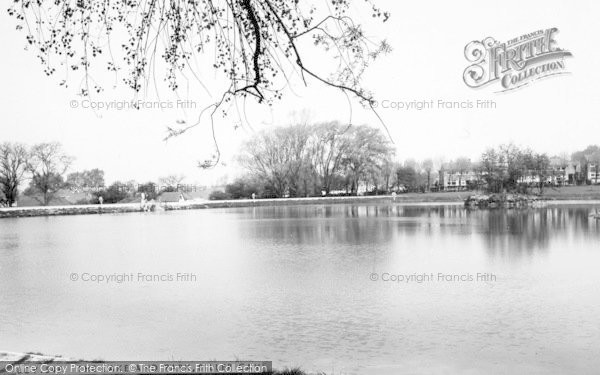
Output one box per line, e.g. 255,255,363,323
1,203,599,374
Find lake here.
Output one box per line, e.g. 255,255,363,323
1,203,599,374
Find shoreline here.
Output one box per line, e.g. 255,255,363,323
2,193,600,219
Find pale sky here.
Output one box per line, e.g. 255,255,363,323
1,0,598,185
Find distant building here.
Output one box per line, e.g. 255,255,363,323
435,162,585,191
588,164,600,184
437,171,479,191
549,157,581,185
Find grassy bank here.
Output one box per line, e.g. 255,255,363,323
540,185,600,200
2,186,600,219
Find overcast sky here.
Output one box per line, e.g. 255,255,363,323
1,0,598,185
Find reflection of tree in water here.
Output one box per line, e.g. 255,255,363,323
475,206,600,256
244,204,469,246
243,204,600,255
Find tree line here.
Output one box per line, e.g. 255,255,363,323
215,123,477,199
215,122,395,199
0,142,74,207
479,144,552,194
478,144,600,194
3,133,600,206
214,124,600,199
0,142,190,207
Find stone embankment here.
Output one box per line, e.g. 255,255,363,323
464,193,547,209
0,195,464,219
0,203,144,219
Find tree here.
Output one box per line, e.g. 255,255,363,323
277,125,312,197
342,125,393,194
379,158,395,193
124,180,140,195
225,177,262,199
24,173,65,205
66,169,105,191
551,153,571,186
452,157,472,190
159,175,186,192
239,132,287,197
422,159,434,192
66,172,85,191
26,143,74,205
239,124,312,197
10,0,391,162
95,182,129,203
478,144,545,194
0,143,29,207
309,122,354,195
138,182,159,200
499,144,527,192
572,145,600,185
528,153,551,195
238,122,392,196
83,169,105,190
480,148,502,193
394,166,418,191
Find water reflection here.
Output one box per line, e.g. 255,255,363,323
1,204,600,374
242,204,600,255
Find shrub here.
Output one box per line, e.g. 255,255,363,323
95,182,128,203
209,190,232,200
137,182,158,200
224,178,262,199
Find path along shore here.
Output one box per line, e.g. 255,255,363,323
2,190,600,219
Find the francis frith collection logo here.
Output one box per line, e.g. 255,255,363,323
463,28,572,92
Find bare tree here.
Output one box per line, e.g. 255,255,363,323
379,158,395,193
239,125,311,197
0,143,29,207
342,125,393,194
26,143,74,206
238,122,391,197
421,159,434,192
310,122,354,195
